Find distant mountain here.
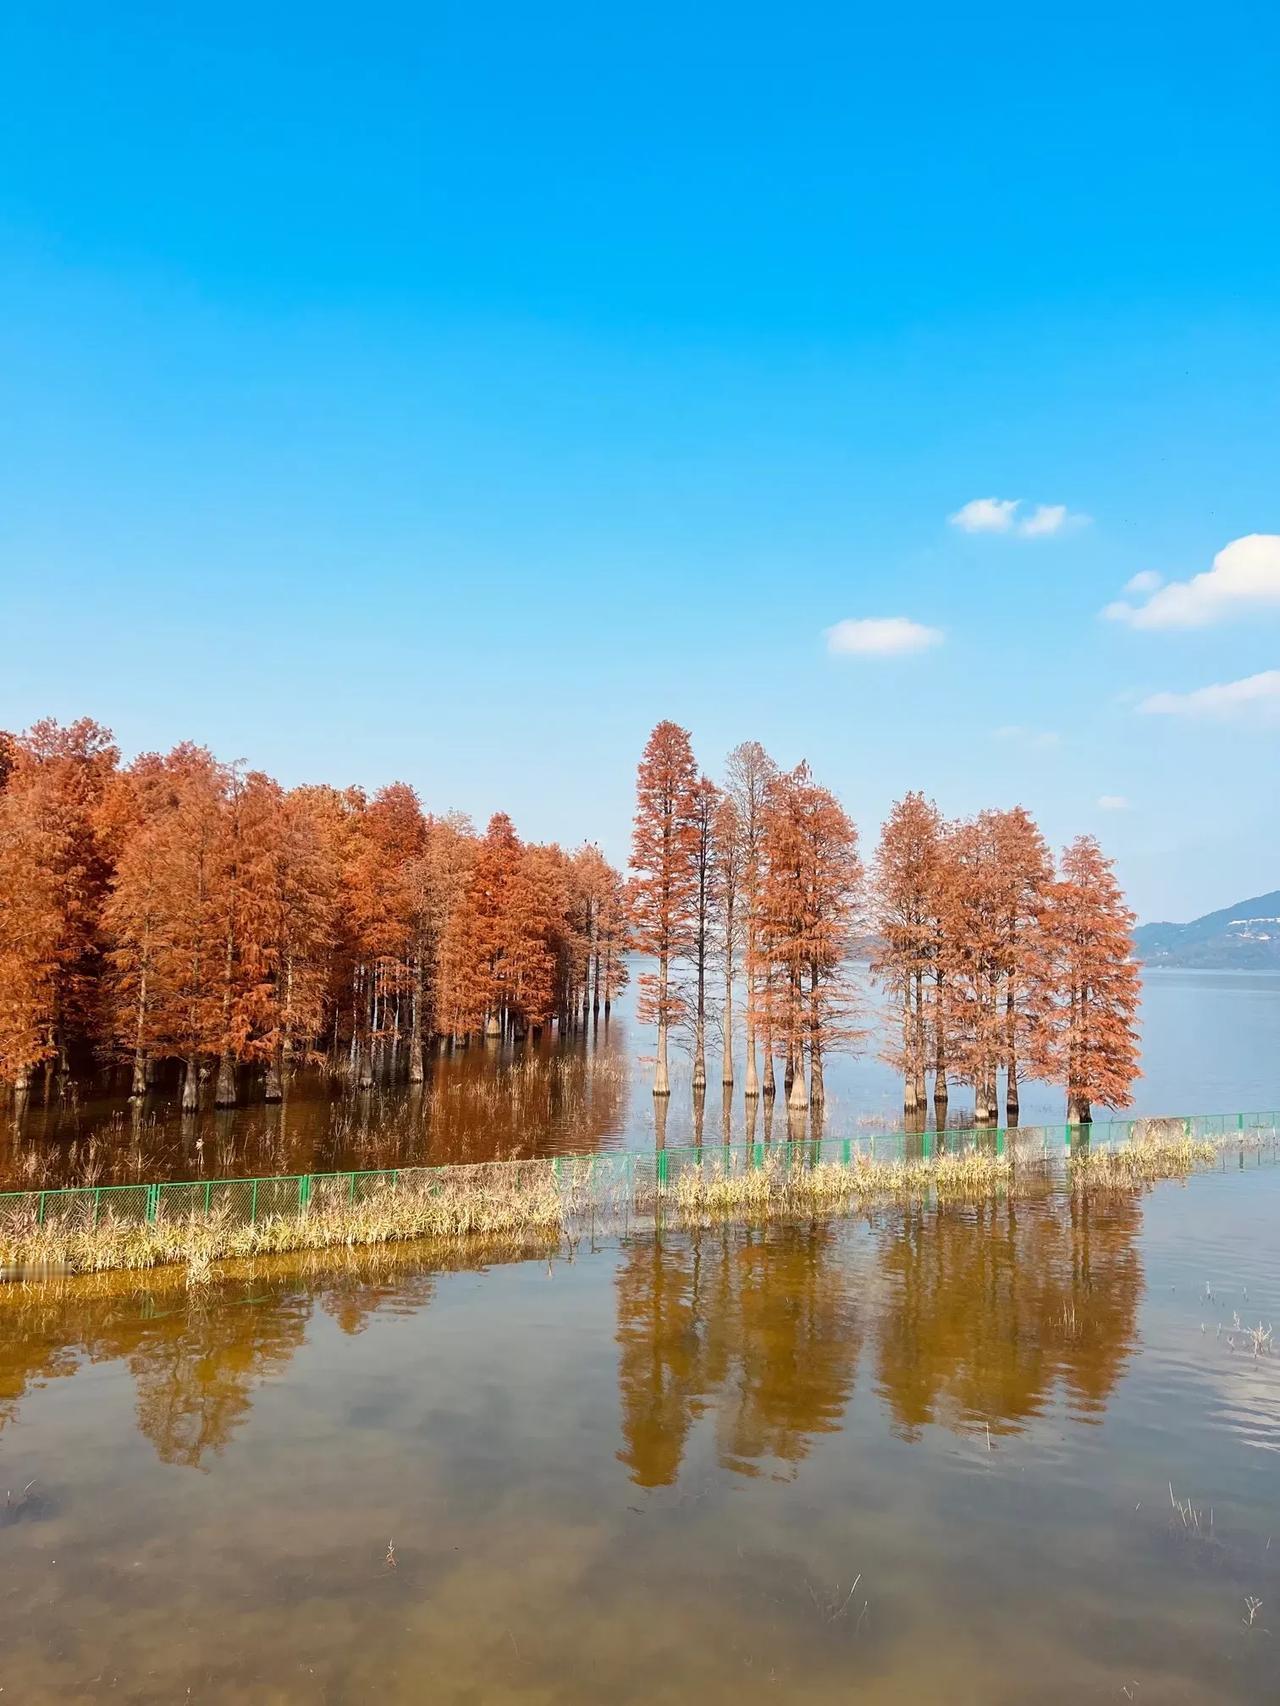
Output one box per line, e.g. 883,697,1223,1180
1133,890,1280,969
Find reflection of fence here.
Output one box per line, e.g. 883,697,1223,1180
2,1111,1277,1232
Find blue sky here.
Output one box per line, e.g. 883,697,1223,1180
1,2,1277,921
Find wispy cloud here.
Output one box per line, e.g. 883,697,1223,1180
1123,570,1163,595
1104,534,1280,629
1018,503,1071,538
1138,669,1280,724
826,617,944,657
949,496,1087,538
1097,794,1130,810
950,497,1020,534
994,724,1062,750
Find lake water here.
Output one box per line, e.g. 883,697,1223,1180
3,969,1279,1189
1,1159,1277,1702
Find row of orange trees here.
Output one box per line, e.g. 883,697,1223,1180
628,722,1139,1122
0,720,627,1105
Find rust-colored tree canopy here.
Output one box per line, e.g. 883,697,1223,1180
629,726,1140,1121
872,797,1140,1123
1,714,1140,1122
0,719,626,1106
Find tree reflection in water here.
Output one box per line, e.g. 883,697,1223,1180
616,1186,1143,1483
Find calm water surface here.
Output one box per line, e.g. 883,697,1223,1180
1,1160,1278,1702
4,969,1279,1188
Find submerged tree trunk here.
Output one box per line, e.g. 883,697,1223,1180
933,969,949,1116
182,1056,200,1112
264,1053,283,1101
787,1040,808,1110
409,954,425,1083
215,1052,236,1107
902,977,918,1117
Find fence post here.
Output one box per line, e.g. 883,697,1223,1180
37,1190,46,1227
250,1178,259,1224
146,1183,160,1223
94,1187,102,1228
299,1174,311,1209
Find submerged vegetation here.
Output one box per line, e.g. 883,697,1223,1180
0,1129,1245,1282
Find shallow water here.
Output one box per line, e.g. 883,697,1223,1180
5,969,1280,1189
1,1160,1277,1703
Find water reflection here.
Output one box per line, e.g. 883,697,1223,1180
0,1027,632,1188
870,1192,1143,1439
0,1255,438,1467
615,1190,1144,1483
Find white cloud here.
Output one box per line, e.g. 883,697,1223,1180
1138,670,1280,724
1019,503,1074,538
1097,794,1130,811
826,617,944,657
1124,570,1163,595
949,496,1088,538
1104,534,1280,629
994,725,1062,750
949,497,1019,534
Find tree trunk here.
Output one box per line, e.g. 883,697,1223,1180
130,1050,148,1099
654,949,671,1095
808,965,825,1105
912,969,927,1112
264,1053,283,1101
182,1057,200,1112
721,918,734,1087
902,978,918,1117
933,969,949,1116
215,1052,236,1107
1005,978,1019,1126
743,920,759,1098
409,954,425,1083
787,1045,808,1110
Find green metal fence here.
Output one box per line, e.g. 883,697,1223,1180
1,1110,1276,1233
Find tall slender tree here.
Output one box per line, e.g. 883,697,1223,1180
712,794,742,1088
872,792,946,1119
689,776,721,1093
758,764,862,1109
1044,836,1141,1123
629,722,699,1097
724,741,777,1100
988,807,1053,1126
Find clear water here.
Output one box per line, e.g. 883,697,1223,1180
1,1159,1277,1702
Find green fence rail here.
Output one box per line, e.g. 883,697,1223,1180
2,1110,1277,1233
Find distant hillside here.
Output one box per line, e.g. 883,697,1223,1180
1134,890,1280,969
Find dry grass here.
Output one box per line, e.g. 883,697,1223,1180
0,1165,566,1280
0,1130,1237,1282
1066,1133,1217,1187
660,1147,1018,1222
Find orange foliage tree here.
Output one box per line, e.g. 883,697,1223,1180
1043,836,1141,1122
757,764,863,1110
871,792,947,1120
628,722,700,1096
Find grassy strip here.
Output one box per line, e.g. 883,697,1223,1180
0,1135,1230,1282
